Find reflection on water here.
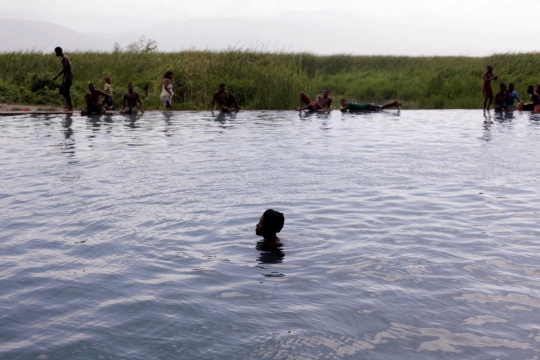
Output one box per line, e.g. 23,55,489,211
1,110,540,359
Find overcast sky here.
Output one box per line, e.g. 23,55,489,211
2,0,539,32
1,0,539,55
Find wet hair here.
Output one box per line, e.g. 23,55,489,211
263,209,285,234
164,71,173,79
340,98,347,102
54,47,62,53
219,83,226,88
500,83,506,89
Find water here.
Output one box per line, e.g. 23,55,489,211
1,110,540,359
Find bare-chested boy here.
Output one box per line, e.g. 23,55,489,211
295,88,332,113
52,47,74,111
81,83,110,116
482,65,500,111
210,84,242,113
121,83,144,115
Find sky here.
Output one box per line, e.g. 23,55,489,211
2,0,539,32
1,0,539,55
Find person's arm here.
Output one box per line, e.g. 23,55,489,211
95,89,111,98
316,95,329,113
340,105,348,112
164,79,172,95
52,67,64,81
137,94,144,113
121,94,126,113
210,94,216,114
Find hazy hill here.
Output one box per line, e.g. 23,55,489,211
1,13,538,56
0,19,112,52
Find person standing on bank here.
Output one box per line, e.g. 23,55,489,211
52,47,74,112
161,71,173,110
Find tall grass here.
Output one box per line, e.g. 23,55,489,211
0,51,539,110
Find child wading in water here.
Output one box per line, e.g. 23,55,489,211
103,77,114,110
255,209,285,249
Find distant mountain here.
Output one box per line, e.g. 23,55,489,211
0,19,112,52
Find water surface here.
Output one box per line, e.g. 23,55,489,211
2,110,540,359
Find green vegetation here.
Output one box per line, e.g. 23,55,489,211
0,51,539,110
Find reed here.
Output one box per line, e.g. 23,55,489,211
0,50,539,110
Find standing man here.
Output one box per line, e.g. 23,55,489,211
482,65,499,111
121,83,145,115
52,47,74,112
296,88,332,113
210,84,242,114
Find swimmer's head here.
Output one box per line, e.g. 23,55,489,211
255,209,285,239
128,83,134,92
323,88,330,97
88,83,95,91
340,99,347,106
527,85,534,94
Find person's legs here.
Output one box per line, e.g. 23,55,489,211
297,92,313,110
380,100,401,110
483,86,493,110
161,96,172,110
60,79,73,110
66,96,73,110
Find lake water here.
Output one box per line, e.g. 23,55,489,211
2,110,540,359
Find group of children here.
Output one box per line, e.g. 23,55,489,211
482,65,540,112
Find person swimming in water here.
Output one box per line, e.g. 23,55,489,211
494,83,507,112
522,86,537,111
339,98,401,112
255,209,285,249
295,88,332,114
504,83,522,111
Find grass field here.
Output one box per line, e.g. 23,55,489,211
0,51,539,110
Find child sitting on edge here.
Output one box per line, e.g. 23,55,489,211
103,77,114,110
255,209,285,248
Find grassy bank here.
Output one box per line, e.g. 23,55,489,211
0,51,539,110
